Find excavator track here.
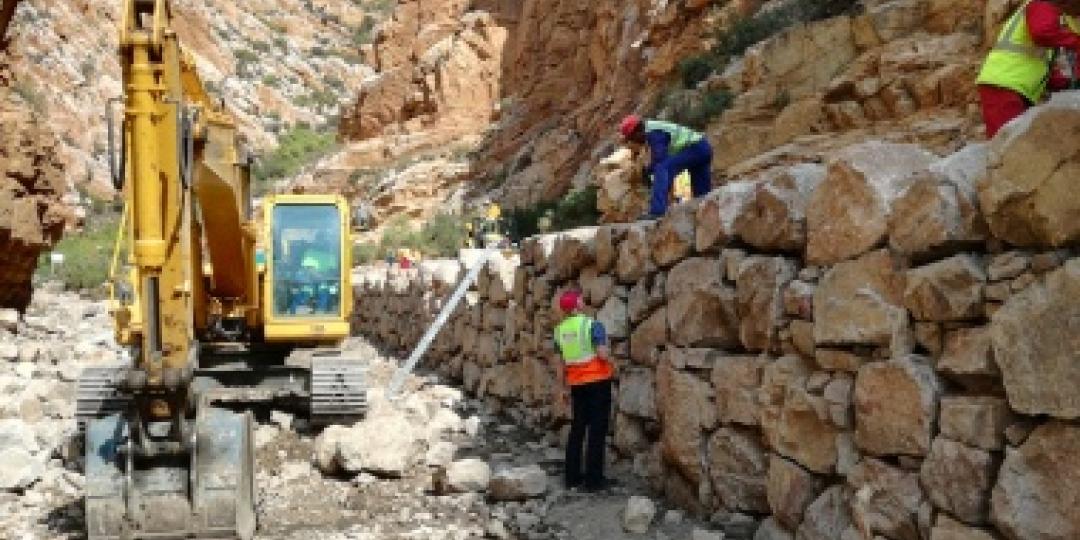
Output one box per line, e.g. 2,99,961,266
76,365,131,434
309,353,367,426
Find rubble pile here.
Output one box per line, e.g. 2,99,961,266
354,95,1080,540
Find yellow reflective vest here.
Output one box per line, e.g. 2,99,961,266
554,314,596,365
645,120,704,156
977,1,1080,103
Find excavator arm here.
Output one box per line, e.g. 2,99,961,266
80,1,255,538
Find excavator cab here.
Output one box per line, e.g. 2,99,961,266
263,194,352,343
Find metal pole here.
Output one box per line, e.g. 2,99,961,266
387,249,495,397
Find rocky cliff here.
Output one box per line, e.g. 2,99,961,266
338,0,993,220
0,1,66,311
353,92,1080,539
4,0,388,192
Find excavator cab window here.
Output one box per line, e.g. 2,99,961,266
270,204,342,317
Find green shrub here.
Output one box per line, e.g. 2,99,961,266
234,48,259,64
12,80,44,113
417,213,467,257
678,55,720,89
253,125,338,186
660,87,734,130
503,187,600,242
354,241,381,265
262,74,280,87
352,15,378,47
38,211,122,291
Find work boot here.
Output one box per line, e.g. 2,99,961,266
582,477,617,493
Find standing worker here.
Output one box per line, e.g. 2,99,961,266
619,115,713,219
552,290,615,491
976,0,1080,138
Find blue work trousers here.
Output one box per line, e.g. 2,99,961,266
649,139,713,216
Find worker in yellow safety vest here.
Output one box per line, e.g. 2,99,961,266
552,290,615,492
976,0,1080,137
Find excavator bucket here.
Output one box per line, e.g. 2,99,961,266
84,408,255,540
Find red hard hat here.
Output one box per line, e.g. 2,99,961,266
559,290,582,312
619,114,641,138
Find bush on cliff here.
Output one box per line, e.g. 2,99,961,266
503,187,600,242
253,125,338,188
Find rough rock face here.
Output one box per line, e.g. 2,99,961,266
656,355,715,486
596,148,647,223
920,437,996,525
353,96,1079,538
766,455,821,530
854,356,941,457
734,165,825,253
707,427,769,513
903,254,986,321
805,141,936,266
889,144,988,259
814,250,907,349
992,422,1080,540
846,458,924,540
0,99,65,310
978,92,1080,247
991,259,1080,419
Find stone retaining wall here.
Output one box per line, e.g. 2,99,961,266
353,99,1080,540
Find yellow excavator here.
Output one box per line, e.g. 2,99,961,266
76,1,364,538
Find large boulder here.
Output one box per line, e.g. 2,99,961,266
814,250,908,348
650,201,698,267
736,256,797,352
847,458,925,540
929,515,996,540
667,257,739,348
755,517,795,540
920,437,996,525
796,486,854,540
487,465,547,501
991,259,1080,419
618,368,657,420
938,326,998,377
595,224,632,273
978,92,1080,247
759,356,839,474
623,495,657,534
903,254,986,321
629,307,667,366
854,356,942,457
336,408,425,477
766,455,823,530
596,295,629,340
711,354,768,426
734,164,825,253
616,222,657,283
548,228,596,281
991,421,1080,539
938,396,1010,451
889,144,988,259
707,427,769,513
695,182,754,253
596,147,647,223
446,458,492,493
0,447,42,491
657,356,716,485
806,141,936,265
